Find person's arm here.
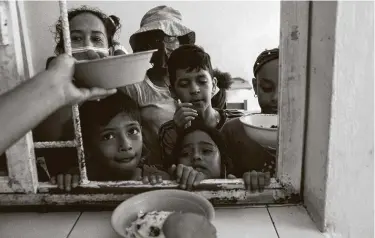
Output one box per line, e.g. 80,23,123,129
0,54,116,155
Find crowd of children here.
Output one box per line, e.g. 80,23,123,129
1,5,280,194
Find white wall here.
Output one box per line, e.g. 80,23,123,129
22,1,279,110
304,1,374,237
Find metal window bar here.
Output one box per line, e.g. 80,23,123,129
58,0,88,184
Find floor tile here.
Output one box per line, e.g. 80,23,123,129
0,212,80,238
268,205,325,238
213,207,278,238
68,211,120,238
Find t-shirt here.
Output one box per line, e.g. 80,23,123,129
220,118,276,177
120,76,177,167
158,109,244,169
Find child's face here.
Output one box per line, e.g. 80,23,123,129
69,13,109,60
178,130,221,178
173,68,216,113
253,59,279,114
95,113,142,173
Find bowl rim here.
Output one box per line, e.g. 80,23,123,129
110,189,215,236
75,49,158,64
239,113,278,132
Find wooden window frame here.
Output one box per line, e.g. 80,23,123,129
0,1,309,207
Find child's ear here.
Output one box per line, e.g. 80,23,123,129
212,77,218,95
252,78,258,94
169,85,178,100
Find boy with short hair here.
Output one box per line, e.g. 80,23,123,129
159,45,244,171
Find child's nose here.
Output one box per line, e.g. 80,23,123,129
192,152,203,162
189,84,200,95
119,136,132,152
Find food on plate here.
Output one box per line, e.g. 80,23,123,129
124,211,174,238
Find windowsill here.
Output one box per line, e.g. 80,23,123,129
0,205,325,238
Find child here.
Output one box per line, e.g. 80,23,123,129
252,48,279,114
220,48,279,176
159,45,244,169
169,122,270,192
119,6,196,167
52,92,169,191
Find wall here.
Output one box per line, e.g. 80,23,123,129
21,1,280,111
304,1,374,237
303,1,337,229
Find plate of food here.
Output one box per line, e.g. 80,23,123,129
239,113,279,149
111,189,216,238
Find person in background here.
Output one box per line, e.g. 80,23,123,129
33,6,126,180
211,69,234,110
159,45,244,170
252,48,279,114
0,54,115,156
220,48,279,177
120,5,196,167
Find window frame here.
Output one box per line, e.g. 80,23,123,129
0,1,309,207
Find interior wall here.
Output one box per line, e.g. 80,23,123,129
324,1,374,237
303,1,337,230
303,1,374,237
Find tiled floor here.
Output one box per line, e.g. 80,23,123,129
0,205,325,238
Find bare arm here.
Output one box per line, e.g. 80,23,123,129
0,54,116,155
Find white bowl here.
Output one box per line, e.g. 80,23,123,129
239,113,279,149
74,49,157,89
111,189,215,237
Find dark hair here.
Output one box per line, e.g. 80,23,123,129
253,48,279,77
211,69,233,109
53,5,121,55
80,92,140,146
167,45,214,87
170,121,233,177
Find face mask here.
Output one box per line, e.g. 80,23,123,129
72,46,110,61
72,46,110,55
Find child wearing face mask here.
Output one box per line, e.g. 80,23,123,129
159,45,244,171
50,92,169,192
220,48,279,177
169,121,270,192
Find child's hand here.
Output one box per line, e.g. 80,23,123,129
141,175,163,185
174,100,198,129
243,170,271,193
51,173,80,192
170,164,207,190
48,54,117,105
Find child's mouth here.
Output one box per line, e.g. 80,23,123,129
190,99,204,106
194,165,207,172
114,155,136,163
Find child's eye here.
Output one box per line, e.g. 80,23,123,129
198,79,208,85
128,128,140,135
180,150,191,157
202,149,213,155
71,36,82,42
101,133,115,141
92,36,104,43
178,82,189,88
